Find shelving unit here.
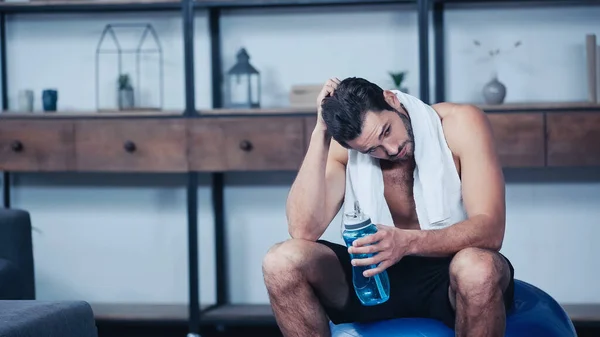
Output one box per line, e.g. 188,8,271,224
0,110,184,118
0,0,181,13
1,0,599,336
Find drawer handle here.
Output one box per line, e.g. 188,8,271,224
123,140,136,153
239,140,253,152
11,140,23,152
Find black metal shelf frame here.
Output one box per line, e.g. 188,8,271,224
2,0,599,335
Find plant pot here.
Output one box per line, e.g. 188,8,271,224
118,88,134,110
482,76,506,105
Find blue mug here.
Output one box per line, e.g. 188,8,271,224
42,89,58,111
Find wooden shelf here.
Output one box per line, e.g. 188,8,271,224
197,107,315,116
197,102,600,117
439,0,600,4
0,0,181,12
201,303,599,325
201,304,276,325
0,110,183,119
474,101,600,113
91,303,212,322
0,0,408,12
1,0,592,12
194,0,409,8
562,304,600,323
91,303,274,325
2,102,597,119
92,303,597,325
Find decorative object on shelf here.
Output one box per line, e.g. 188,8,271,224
586,34,597,103
95,23,163,112
225,48,261,109
482,74,507,105
18,89,34,112
473,39,522,105
389,71,408,93
289,84,322,108
118,74,135,110
42,89,58,112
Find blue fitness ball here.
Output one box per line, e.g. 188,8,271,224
330,280,576,337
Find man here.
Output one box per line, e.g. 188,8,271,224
262,77,514,337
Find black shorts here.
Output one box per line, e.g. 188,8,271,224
316,239,515,329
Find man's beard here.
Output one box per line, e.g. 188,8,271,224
390,107,415,162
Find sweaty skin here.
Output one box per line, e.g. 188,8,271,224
263,79,511,337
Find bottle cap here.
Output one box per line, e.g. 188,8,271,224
343,211,371,230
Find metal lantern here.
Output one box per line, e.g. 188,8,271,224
225,48,261,109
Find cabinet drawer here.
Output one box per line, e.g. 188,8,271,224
488,113,545,167
189,117,305,171
187,118,228,172
224,117,305,171
547,112,600,166
75,119,187,172
0,120,75,171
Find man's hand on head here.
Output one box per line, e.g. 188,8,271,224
315,77,340,132
347,225,416,277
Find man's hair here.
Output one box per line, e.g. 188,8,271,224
321,77,394,148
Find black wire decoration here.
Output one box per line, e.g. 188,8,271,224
95,23,163,112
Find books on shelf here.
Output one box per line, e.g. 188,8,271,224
289,84,321,109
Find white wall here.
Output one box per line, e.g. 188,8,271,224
1,3,600,308
444,4,600,104
218,4,418,108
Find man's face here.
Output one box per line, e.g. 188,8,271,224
346,105,414,163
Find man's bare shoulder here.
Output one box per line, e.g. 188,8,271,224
432,102,495,158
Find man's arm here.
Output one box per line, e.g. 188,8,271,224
406,104,506,256
286,78,347,241
286,129,347,241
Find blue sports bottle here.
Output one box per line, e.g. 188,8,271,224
341,209,390,306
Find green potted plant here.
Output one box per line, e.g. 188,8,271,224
118,73,134,110
389,71,408,93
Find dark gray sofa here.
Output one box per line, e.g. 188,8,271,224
0,208,35,300
0,208,98,337
0,300,98,337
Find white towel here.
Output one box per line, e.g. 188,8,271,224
343,90,466,230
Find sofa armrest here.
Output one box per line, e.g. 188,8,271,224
0,259,20,299
0,208,35,299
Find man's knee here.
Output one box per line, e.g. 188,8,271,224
262,238,317,280
449,247,508,306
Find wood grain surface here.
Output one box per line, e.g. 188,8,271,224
74,119,188,172
0,120,75,171
487,113,545,167
547,112,600,166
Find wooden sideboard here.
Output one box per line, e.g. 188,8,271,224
1,109,600,173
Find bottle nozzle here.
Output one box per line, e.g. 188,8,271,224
353,201,361,215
